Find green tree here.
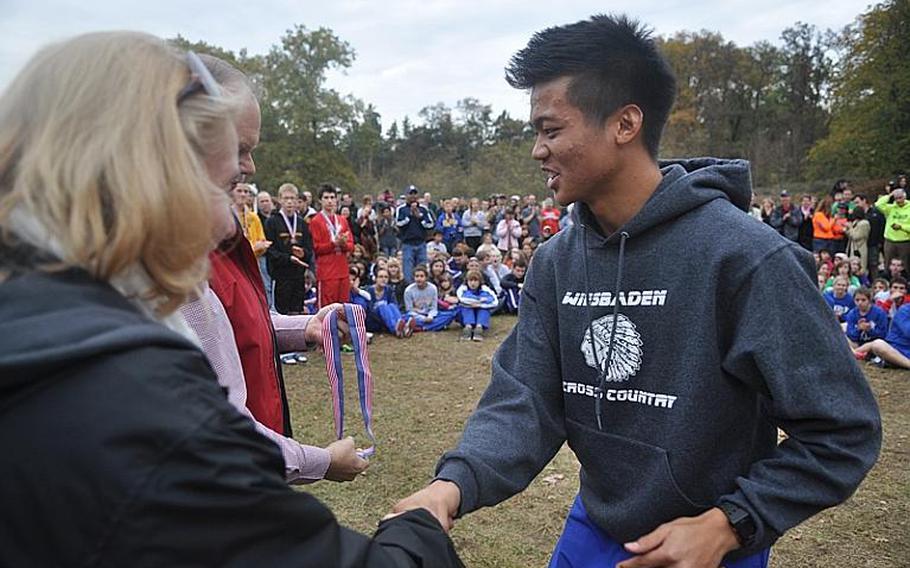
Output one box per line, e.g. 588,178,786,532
809,0,910,177
172,26,361,192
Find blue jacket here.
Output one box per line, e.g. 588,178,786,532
844,305,888,343
455,284,498,309
395,203,435,244
367,285,396,310
436,212,462,245
885,304,910,356
348,289,371,312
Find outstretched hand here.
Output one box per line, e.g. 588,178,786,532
391,480,462,532
303,303,351,344
324,437,369,482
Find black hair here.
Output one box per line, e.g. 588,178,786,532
318,183,336,199
505,14,676,158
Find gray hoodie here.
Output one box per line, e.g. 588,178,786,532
435,158,881,559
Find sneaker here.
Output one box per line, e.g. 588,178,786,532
295,353,308,364
870,355,886,368
472,326,484,342
366,332,374,345
395,319,406,338
405,317,417,338
461,324,473,341
341,344,355,354
280,353,297,365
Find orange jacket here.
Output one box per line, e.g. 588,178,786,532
813,212,846,240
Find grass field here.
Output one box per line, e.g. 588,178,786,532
284,315,909,567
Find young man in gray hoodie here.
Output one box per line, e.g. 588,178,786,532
393,14,881,568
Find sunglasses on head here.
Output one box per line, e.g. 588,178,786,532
177,51,222,103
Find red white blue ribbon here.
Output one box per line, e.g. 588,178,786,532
322,303,375,458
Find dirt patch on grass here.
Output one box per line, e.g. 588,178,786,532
284,316,909,567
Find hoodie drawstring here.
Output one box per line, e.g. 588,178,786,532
582,227,630,431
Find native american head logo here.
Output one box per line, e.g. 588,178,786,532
580,313,643,382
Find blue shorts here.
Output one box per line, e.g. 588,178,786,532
549,495,770,568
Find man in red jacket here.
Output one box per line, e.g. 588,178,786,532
310,183,355,307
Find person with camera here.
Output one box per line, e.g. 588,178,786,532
396,185,435,280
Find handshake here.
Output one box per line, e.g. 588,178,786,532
387,480,462,532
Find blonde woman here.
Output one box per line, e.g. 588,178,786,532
231,182,271,256
0,32,461,567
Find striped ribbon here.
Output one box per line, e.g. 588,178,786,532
322,303,376,458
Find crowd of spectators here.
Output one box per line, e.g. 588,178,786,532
233,183,572,352
755,175,910,369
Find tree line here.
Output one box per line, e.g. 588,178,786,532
172,0,909,198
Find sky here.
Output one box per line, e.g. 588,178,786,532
0,0,870,129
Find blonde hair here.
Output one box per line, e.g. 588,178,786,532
0,32,238,314
278,183,299,198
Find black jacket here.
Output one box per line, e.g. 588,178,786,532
0,269,462,568
265,211,313,281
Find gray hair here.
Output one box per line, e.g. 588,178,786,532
197,53,262,99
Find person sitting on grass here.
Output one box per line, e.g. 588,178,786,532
500,259,527,314
303,269,318,315
426,230,448,259
824,261,860,296
447,246,469,288
430,258,449,287
823,276,855,322
481,248,512,304
456,269,498,341
853,303,910,369
386,257,409,308
348,267,371,312
816,263,831,290
844,287,888,348
404,265,455,332
437,273,460,312
365,267,413,338
850,257,871,288
875,277,910,320
872,277,890,303
465,255,494,290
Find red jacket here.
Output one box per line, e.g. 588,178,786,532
309,211,354,280
208,230,291,436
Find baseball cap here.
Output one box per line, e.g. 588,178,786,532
406,185,419,194
779,190,789,197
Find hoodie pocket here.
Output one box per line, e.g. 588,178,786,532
565,417,707,541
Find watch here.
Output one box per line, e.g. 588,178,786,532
718,501,757,548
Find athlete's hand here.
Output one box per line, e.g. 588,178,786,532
324,437,369,482
617,508,739,568
253,239,272,254
392,480,462,532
